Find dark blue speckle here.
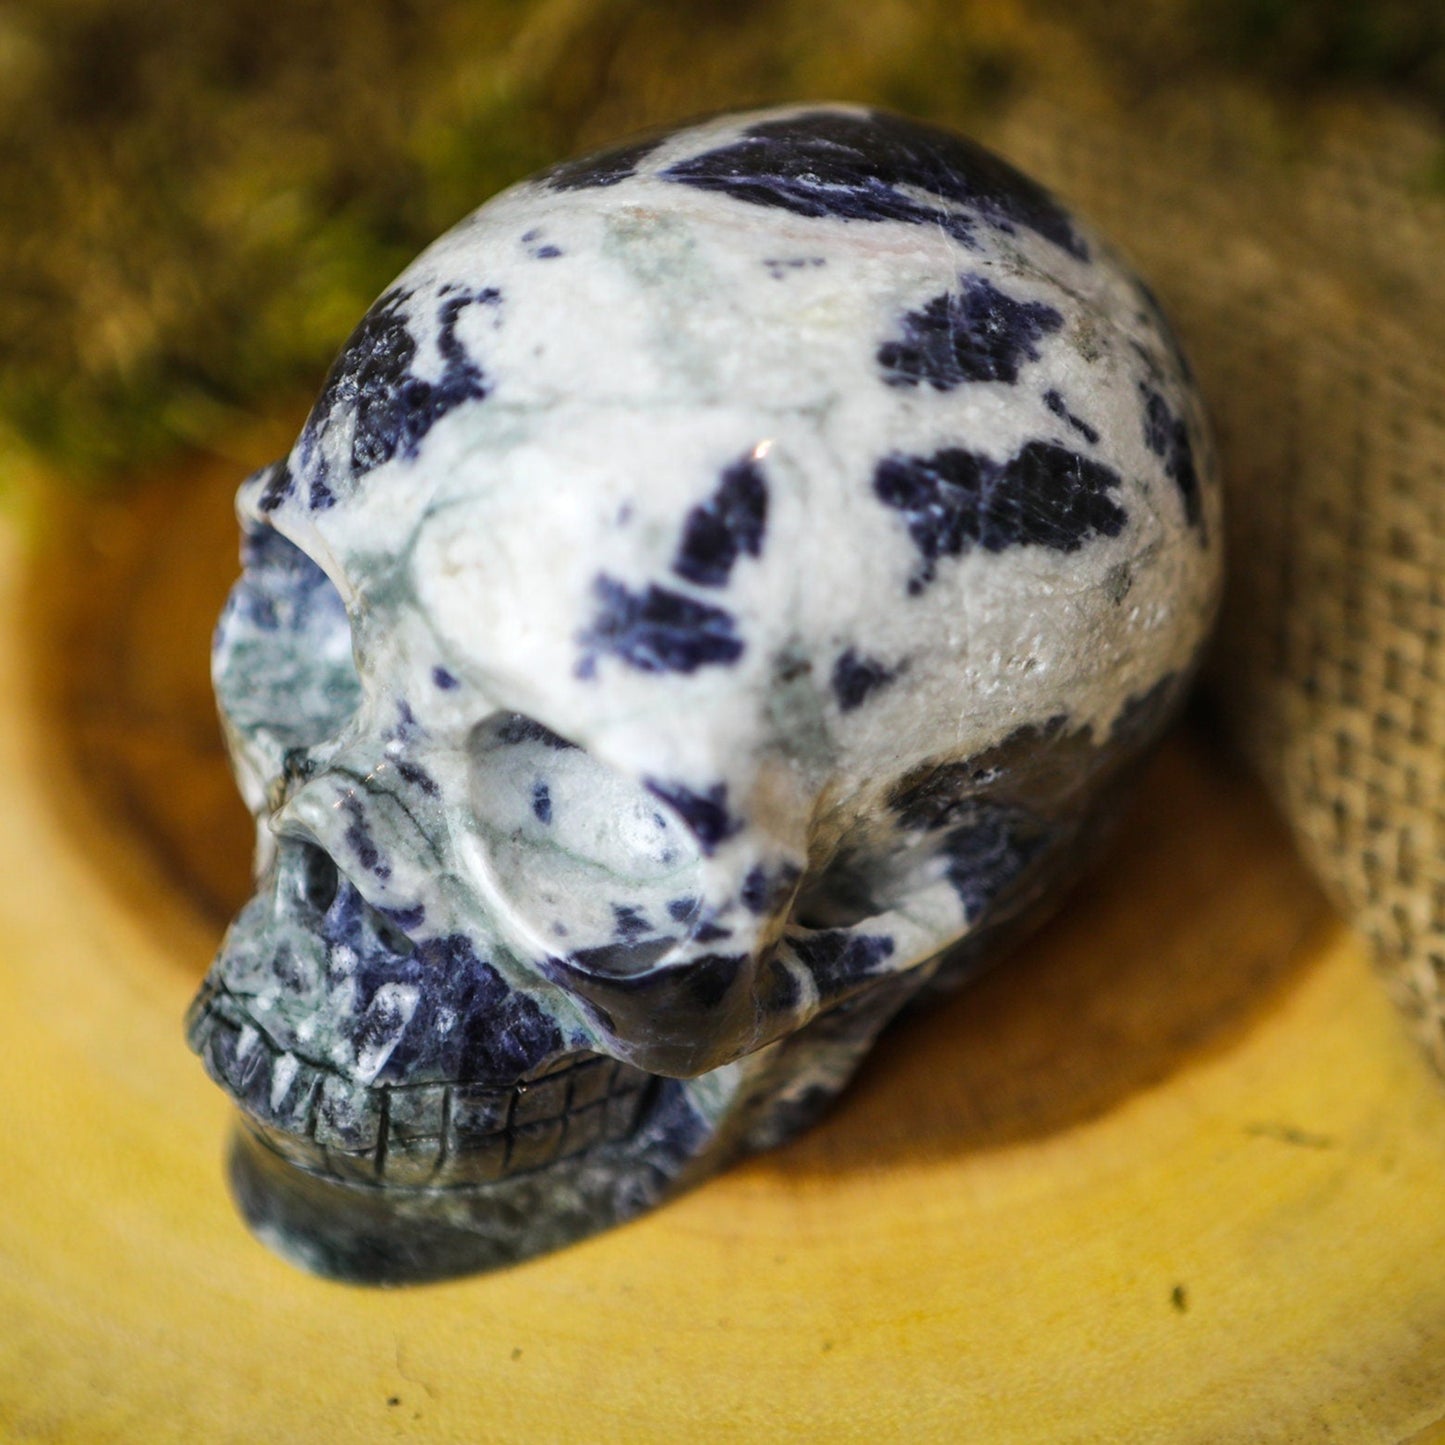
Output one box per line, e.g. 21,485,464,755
341,796,390,880
763,257,827,279
830,648,898,712
612,904,651,939
225,524,346,638
1043,388,1100,446
939,806,1051,922
395,760,440,798
874,440,1127,592
544,134,666,191
496,714,578,750
294,284,494,501
1140,385,1203,532
578,578,744,676
257,460,295,513
355,933,563,1084
789,929,895,995
673,455,769,588
663,109,1087,260
878,276,1063,390
432,666,460,691
308,470,336,511
531,780,552,824
643,779,741,855
379,903,426,932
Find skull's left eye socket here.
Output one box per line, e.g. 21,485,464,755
213,524,362,759
467,712,703,963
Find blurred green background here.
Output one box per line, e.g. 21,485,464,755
2,0,1443,486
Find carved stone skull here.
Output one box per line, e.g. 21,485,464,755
187,104,1221,1282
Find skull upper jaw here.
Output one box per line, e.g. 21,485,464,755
220,1075,710,1285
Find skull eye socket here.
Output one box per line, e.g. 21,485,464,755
214,525,362,753
467,713,703,960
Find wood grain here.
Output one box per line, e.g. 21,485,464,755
5,463,1445,1442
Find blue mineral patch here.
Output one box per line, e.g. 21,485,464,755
740,861,803,916
520,230,564,260
308,468,336,511
379,903,426,932
666,896,700,923
762,256,826,279
663,109,1087,260
672,455,769,588
873,439,1128,591
531,780,553,824
432,667,459,691
395,760,440,798
1043,388,1100,446
611,904,651,939
1140,384,1203,532
577,577,744,676
355,932,563,1085
495,713,579,750
341,795,390,880
789,929,895,994
543,134,666,191
256,459,296,513
225,523,339,634
295,284,494,499
642,779,740,854
830,648,898,712
878,276,1063,390
938,806,1051,922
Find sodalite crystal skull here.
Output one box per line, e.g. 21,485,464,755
187,103,1221,1282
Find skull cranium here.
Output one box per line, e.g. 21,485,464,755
187,103,1221,1282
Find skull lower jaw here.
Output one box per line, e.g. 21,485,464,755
188,983,726,1283
225,1090,711,1285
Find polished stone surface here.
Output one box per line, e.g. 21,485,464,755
189,103,1221,1281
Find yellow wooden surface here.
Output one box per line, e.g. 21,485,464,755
4,469,1445,1442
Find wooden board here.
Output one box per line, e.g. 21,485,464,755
4,461,1445,1443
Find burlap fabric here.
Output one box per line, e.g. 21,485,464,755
977,76,1445,1071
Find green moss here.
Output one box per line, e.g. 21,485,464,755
3,0,1440,490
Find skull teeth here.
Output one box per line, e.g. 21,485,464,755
189,986,653,1189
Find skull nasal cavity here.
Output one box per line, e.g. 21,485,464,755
300,844,339,913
